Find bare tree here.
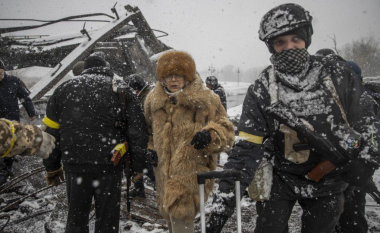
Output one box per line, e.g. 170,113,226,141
339,36,380,77
328,34,340,55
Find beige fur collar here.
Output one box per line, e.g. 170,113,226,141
149,75,213,113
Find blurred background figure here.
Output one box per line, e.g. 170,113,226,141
205,76,227,110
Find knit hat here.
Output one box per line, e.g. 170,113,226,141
156,50,196,82
72,61,84,76
0,59,5,70
315,48,336,57
127,74,145,92
83,56,107,70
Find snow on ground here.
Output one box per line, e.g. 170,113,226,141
218,81,251,97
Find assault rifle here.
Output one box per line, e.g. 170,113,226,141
266,100,380,204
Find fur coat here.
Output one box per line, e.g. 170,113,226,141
144,76,235,222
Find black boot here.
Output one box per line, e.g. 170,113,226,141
206,212,229,233
130,177,146,198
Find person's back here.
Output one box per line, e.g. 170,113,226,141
49,68,122,168
43,53,148,233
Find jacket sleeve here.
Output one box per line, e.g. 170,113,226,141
201,92,235,154
16,78,36,118
215,83,268,217
331,62,380,167
42,89,62,172
144,92,154,151
214,87,227,110
0,119,43,158
125,89,148,173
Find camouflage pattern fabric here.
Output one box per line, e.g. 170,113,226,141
0,119,43,157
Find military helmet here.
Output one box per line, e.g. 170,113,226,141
205,76,218,86
259,3,313,52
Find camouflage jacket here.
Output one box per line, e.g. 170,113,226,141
0,119,43,158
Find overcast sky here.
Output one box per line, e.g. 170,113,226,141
1,0,380,73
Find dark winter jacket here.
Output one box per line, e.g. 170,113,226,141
0,73,36,121
137,84,153,107
210,84,227,110
43,67,148,173
218,56,380,217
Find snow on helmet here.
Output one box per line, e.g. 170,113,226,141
259,3,313,53
206,76,218,86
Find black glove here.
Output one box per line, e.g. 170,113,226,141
206,212,229,233
191,130,211,150
340,159,376,187
146,149,158,167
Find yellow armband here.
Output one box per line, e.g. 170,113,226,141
43,116,60,129
1,119,16,158
239,131,264,144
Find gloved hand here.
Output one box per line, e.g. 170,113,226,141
191,130,211,150
206,212,229,233
35,131,56,159
146,149,158,167
340,159,376,187
46,167,64,186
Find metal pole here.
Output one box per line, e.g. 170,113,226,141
235,180,242,233
200,184,206,233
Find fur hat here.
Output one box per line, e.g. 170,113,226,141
156,50,196,82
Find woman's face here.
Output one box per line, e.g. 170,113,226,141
163,74,185,92
273,34,306,53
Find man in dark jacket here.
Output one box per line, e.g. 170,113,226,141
42,53,148,233
124,73,154,198
125,74,152,106
206,76,227,110
0,59,36,186
336,60,378,233
206,4,380,233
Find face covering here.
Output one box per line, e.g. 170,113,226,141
270,48,310,75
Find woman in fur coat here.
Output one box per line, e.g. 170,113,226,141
144,50,235,233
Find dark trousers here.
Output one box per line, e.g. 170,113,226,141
134,164,155,189
65,170,122,233
255,174,345,233
336,186,367,233
0,157,14,173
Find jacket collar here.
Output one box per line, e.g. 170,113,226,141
149,75,212,113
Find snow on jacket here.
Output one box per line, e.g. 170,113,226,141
210,84,227,110
43,67,148,173
144,75,235,222
0,119,43,157
218,56,380,217
0,73,35,121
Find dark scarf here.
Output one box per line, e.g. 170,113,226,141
270,48,311,91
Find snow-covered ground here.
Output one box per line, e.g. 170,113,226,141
4,71,380,232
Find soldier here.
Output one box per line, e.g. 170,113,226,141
0,119,55,159
206,3,379,233
205,76,227,110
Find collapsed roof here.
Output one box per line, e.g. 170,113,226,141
0,5,171,101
